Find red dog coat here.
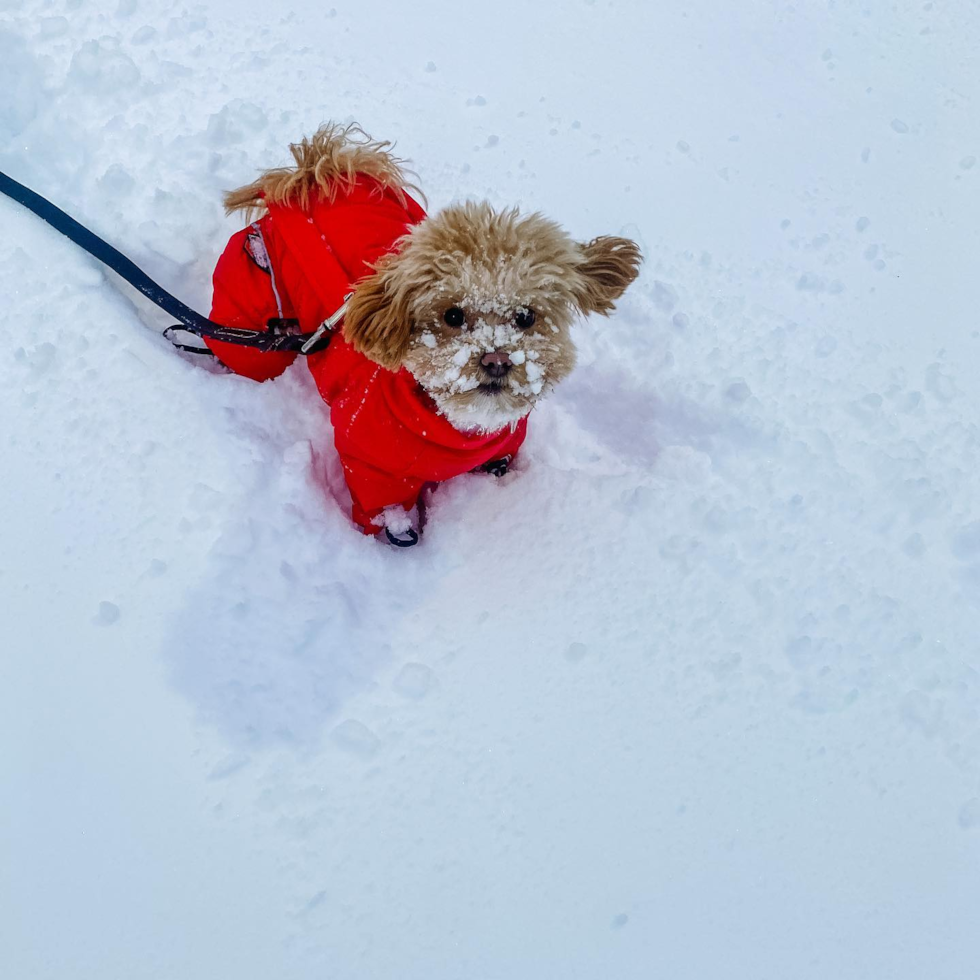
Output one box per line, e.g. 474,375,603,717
207,178,527,532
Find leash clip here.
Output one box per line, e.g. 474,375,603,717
301,292,353,353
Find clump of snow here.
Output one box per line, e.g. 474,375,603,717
381,504,414,534
0,30,43,137
392,662,436,699
331,719,380,758
92,601,120,626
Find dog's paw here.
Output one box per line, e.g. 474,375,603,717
377,503,422,548
382,527,419,548
475,454,512,478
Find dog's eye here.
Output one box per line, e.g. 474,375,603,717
443,307,466,328
515,307,536,329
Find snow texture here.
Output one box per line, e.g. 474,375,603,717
2,2,980,979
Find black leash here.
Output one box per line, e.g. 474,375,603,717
0,169,330,355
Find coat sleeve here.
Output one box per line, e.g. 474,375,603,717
338,453,425,534
206,227,298,382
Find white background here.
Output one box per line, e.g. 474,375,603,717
2,1,979,977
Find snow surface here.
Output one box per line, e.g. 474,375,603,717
2,1,980,978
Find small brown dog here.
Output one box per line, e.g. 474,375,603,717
209,124,641,542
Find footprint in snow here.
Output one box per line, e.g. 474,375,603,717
93,601,120,626
332,719,380,759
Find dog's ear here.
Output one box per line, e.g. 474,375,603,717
343,256,414,370
572,236,642,316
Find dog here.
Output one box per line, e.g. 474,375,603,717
207,123,641,544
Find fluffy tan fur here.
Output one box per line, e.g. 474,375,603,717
223,122,423,219
342,257,416,371
574,237,644,316
344,201,641,432
226,122,642,432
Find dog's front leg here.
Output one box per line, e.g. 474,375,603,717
339,454,424,540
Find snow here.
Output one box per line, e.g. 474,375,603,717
380,503,414,534
2,1,980,978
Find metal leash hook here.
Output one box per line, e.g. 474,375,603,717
302,292,353,353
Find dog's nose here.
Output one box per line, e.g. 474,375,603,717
481,351,512,379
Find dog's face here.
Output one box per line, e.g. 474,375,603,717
343,202,641,433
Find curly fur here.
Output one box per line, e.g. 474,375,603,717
344,201,642,432
342,256,416,371
223,122,423,219
574,237,644,315
224,122,642,432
